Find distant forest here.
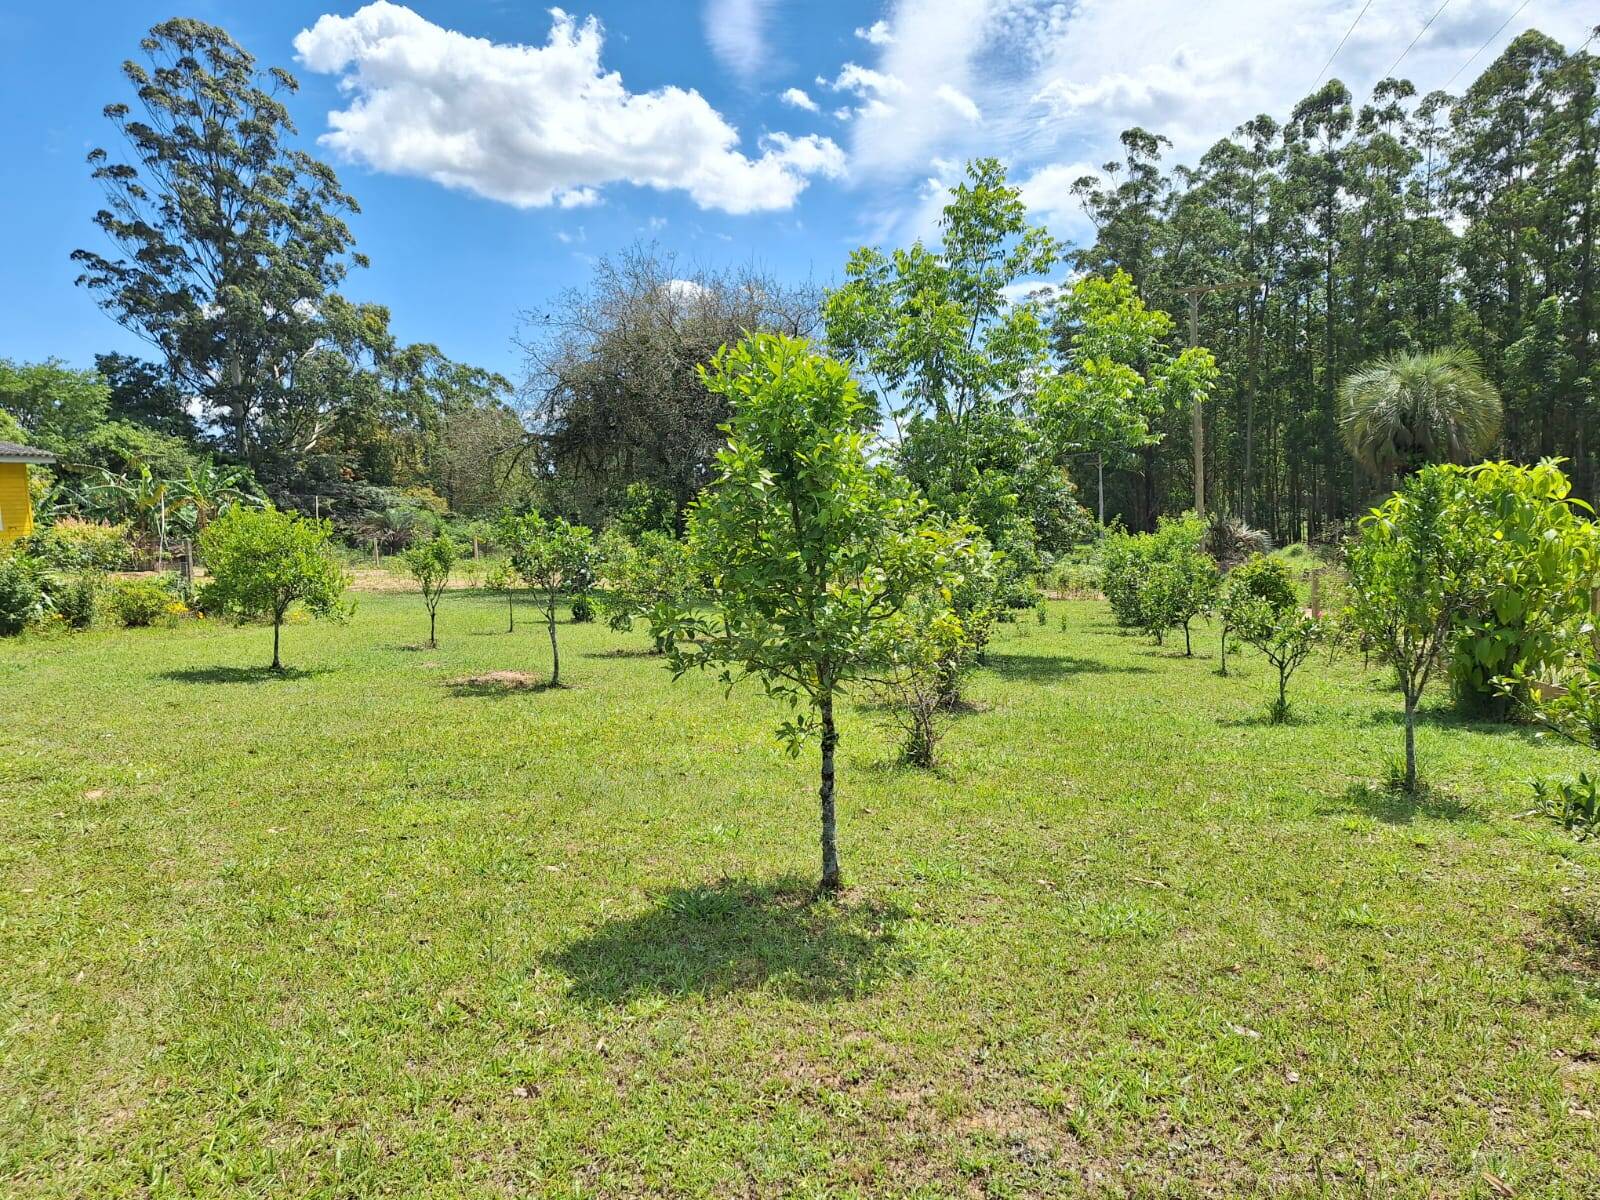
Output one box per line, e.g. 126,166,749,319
1070,28,1600,539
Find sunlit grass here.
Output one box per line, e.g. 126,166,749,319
3,592,1598,1196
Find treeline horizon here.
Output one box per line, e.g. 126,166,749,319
6,21,1597,548
1069,27,1600,539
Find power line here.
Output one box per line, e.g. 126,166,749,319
1314,0,1377,88
1383,0,1453,80
1443,0,1534,89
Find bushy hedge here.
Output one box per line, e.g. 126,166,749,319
28,518,133,572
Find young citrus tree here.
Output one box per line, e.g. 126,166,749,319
496,511,593,687
595,527,694,653
198,506,349,671
401,532,458,648
1229,597,1326,722
486,559,519,632
1219,554,1298,676
664,333,971,892
1344,467,1486,790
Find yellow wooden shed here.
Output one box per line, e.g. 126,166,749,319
0,440,54,545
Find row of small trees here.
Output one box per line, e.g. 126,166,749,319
154,336,1600,890
1098,459,1600,796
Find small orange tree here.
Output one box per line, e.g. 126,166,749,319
663,334,971,891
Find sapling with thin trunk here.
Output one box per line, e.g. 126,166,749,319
1344,467,1487,790
662,333,971,892
401,533,459,648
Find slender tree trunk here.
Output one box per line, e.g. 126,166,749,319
1220,624,1229,676
548,593,561,686
507,592,515,633
1403,689,1418,792
819,687,841,892
429,607,437,648
271,615,282,672
1183,621,1192,657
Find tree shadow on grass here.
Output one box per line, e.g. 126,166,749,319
547,876,912,1005
582,646,661,659
1527,901,1600,1004
156,665,331,684
983,652,1151,682
1319,781,1485,825
1358,706,1546,746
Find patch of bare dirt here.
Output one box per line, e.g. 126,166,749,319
449,670,540,691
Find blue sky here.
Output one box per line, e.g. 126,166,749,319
2,0,1594,381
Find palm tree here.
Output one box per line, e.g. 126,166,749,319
1338,347,1502,479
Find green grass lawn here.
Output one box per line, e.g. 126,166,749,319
4,592,1600,1197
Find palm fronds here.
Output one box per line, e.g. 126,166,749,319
1338,346,1502,478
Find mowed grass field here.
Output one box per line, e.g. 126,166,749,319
4,590,1600,1198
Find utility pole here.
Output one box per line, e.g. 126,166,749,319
1175,278,1261,518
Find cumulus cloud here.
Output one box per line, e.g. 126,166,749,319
828,62,908,98
836,0,1596,194
855,20,894,45
294,2,844,214
781,86,820,112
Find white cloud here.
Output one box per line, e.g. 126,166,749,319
294,3,844,214
837,0,1596,192
935,84,981,122
781,86,820,112
828,62,908,98
703,0,776,83
855,19,894,45
1016,160,1105,242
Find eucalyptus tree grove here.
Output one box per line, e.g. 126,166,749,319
1067,29,1600,537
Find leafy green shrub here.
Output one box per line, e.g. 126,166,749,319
569,593,594,623
1531,773,1600,839
1445,459,1600,716
1220,554,1298,674
1142,551,1219,653
1228,598,1327,722
486,559,520,632
1098,513,1209,635
400,532,458,648
0,553,43,636
108,577,174,628
29,518,134,571
199,507,350,671
45,571,104,629
1344,466,1485,791
595,528,694,652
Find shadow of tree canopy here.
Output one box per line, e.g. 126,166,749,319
547,876,912,1005
1529,900,1600,1002
983,652,1151,682
1319,781,1485,825
155,665,331,684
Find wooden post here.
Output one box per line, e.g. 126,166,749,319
372,537,380,565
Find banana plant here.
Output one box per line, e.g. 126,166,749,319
170,462,260,535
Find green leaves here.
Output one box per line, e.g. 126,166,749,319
671,333,974,747
72,20,364,458
197,506,350,664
